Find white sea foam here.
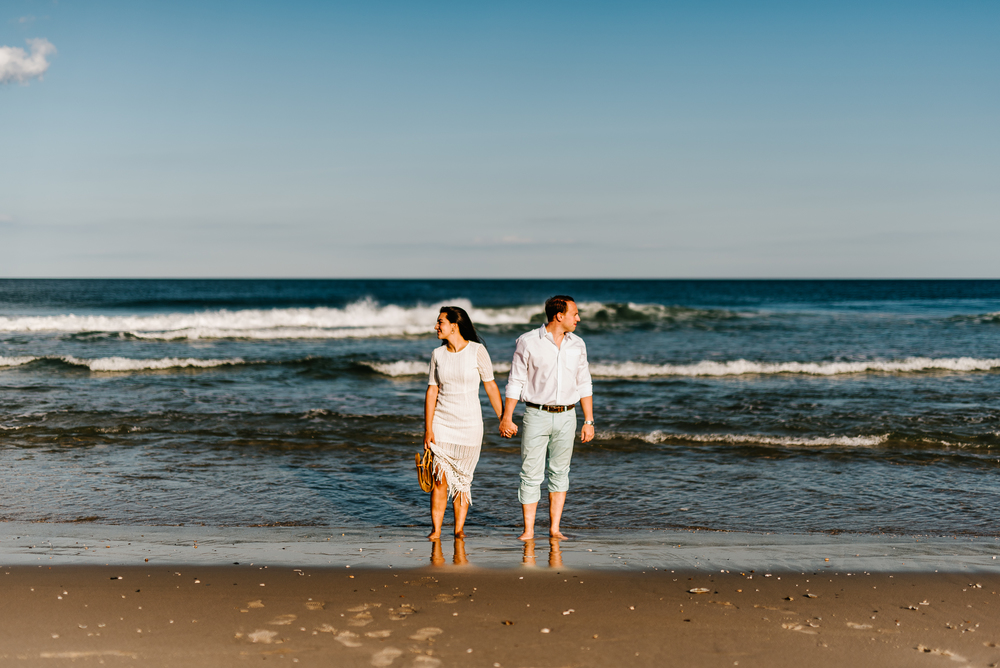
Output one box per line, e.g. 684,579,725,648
0,356,36,368
60,356,244,372
0,298,734,340
360,356,1000,378
589,357,1000,377
0,298,542,340
599,431,890,448
362,360,512,377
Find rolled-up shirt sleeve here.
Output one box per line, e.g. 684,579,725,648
576,341,593,398
505,339,529,400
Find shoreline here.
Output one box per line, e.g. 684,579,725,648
2,523,999,573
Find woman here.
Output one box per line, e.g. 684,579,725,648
424,305,506,539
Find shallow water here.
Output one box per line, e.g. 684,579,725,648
1,279,999,535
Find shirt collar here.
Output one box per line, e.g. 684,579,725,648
539,325,575,344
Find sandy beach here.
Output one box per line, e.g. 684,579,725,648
2,556,1000,666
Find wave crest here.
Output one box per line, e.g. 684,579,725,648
590,357,1000,377
0,356,243,372
361,360,512,377
0,299,738,339
0,356,36,368
599,431,890,448
61,356,244,372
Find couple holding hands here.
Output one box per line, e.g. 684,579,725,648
423,295,595,541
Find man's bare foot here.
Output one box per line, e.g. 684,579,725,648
518,531,534,541
427,531,441,540
549,529,567,539
454,529,466,538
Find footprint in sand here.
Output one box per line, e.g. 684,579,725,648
268,614,297,626
388,605,414,621
370,647,403,666
408,627,443,642
433,593,459,604
366,630,392,638
247,630,279,644
916,645,966,662
781,622,818,635
315,624,337,634
410,657,442,668
349,611,374,626
846,622,873,630
247,600,265,609
305,601,325,611
335,630,362,647
349,603,382,611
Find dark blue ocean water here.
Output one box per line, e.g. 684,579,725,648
1,279,999,535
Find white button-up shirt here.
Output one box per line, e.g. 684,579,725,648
505,325,593,406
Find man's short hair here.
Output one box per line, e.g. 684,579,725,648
545,295,575,322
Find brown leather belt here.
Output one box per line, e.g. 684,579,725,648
524,401,575,413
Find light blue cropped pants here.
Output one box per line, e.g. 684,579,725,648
518,406,576,505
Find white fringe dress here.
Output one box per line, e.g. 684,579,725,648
427,342,494,505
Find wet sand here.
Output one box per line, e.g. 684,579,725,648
2,558,1000,666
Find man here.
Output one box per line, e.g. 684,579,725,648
499,295,594,540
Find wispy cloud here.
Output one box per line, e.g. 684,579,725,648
0,38,56,85
18,15,36,24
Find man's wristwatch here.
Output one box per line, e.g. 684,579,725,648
583,420,594,426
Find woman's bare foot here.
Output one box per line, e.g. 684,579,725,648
518,530,534,541
550,529,567,539
454,529,466,538
427,531,441,540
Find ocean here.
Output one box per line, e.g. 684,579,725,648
1,279,999,536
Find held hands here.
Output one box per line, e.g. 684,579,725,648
499,418,518,439
423,429,435,450
580,423,595,443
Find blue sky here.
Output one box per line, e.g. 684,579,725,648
2,1,997,278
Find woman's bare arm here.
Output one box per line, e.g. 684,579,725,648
423,385,439,449
483,380,503,420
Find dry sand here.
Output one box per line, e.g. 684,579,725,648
2,560,1000,667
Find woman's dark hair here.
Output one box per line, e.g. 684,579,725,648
439,306,485,347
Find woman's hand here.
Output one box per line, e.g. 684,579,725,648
424,429,435,450
499,417,518,439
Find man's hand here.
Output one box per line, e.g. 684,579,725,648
580,424,595,443
499,418,518,439
423,429,435,450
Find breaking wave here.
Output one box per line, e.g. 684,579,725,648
951,311,1000,324
0,356,35,368
0,356,244,372
600,431,891,448
360,357,1000,378
0,299,737,340
589,357,1000,377
361,360,512,377
0,298,530,339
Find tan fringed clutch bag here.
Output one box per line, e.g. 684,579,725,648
415,449,435,493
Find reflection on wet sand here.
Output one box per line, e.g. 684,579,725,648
548,537,563,568
429,537,469,567
430,537,563,569
522,538,563,568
